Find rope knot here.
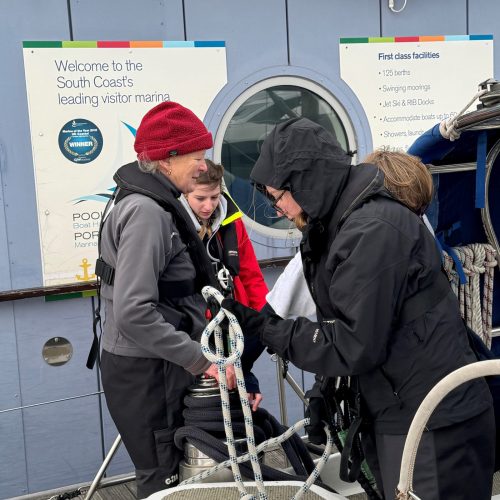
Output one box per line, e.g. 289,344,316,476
439,118,460,141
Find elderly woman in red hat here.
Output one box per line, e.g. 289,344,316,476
97,101,236,498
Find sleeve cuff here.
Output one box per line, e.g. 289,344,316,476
186,353,212,375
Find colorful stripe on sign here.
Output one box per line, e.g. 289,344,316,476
45,289,97,302
340,34,493,44
23,40,226,48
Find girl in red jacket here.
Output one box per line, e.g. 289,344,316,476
180,159,268,410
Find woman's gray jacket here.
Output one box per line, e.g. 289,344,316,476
99,162,215,375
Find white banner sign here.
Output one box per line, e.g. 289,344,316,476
339,35,493,151
23,41,227,286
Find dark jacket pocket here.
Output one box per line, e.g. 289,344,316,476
153,427,181,470
359,368,401,418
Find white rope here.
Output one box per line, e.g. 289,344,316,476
469,244,486,340
439,89,488,141
199,286,264,500
397,360,500,499
447,244,495,347
483,245,497,348
180,417,335,500
190,285,334,500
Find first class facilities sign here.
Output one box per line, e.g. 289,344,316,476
22,40,227,287
339,35,493,151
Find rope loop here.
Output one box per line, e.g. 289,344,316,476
439,88,489,141
200,286,244,367
192,285,334,499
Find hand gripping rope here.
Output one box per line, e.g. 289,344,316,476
182,285,334,500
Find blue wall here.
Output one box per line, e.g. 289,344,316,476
1,0,500,497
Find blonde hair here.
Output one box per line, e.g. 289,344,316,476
293,212,308,231
363,149,433,214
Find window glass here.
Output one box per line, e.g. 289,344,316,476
221,85,349,229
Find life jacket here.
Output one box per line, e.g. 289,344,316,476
88,162,219,368
207,193,242,278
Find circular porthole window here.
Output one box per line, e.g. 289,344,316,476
42,337,73,366
214,77,356,239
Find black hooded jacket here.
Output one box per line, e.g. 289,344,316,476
251,118,491,433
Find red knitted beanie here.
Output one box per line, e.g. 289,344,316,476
134,101,213,161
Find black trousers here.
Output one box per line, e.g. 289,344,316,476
100,350,195,499
363,407,495,500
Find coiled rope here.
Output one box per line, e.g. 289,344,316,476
182,285,334,500
439,88,489,141
175,393,321,481
443,244,497,347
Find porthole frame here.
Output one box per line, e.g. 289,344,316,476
212,75,358,241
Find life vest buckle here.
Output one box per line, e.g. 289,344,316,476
95,257,115,285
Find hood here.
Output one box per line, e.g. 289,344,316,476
179,192,228,233
114,161,181,203
251,117,352,220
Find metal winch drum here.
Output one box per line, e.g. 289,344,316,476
179,376,263,483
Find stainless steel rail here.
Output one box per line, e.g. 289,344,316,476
427,162,476,174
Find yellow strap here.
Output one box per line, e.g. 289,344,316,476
221,210,242,226
221,190,243,226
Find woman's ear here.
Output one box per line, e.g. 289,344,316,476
158,158,172,176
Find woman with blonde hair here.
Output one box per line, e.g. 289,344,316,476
364,148,433,216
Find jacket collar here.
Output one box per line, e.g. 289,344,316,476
112,161,220,290
301,164,386,259
179,193,228,233
114,161,181,204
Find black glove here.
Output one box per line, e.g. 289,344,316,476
260,301,277,316
305,396,328,445
221,298,266,337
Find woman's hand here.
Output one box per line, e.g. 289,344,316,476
248,392,263,412
204,363,237,390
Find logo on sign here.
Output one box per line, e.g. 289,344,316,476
58,118,103,163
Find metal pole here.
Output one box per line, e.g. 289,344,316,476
284,371,308,406
84,434,123,499
273,355,288,426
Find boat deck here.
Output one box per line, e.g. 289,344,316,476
15,449,500,500
19,482,367,500
20,472,500,500
16,446,368,500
